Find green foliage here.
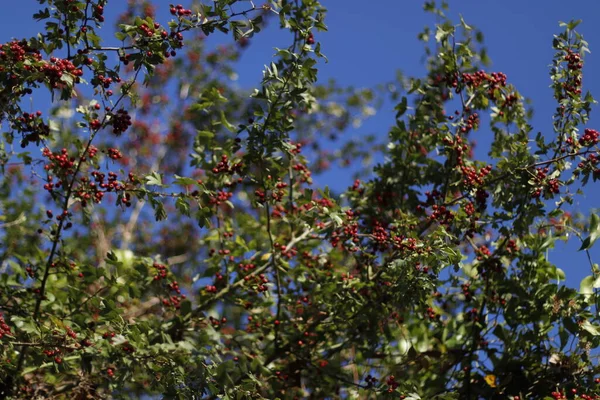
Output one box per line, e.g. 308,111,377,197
0,0,599,399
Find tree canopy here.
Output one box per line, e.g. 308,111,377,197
0,1,600,399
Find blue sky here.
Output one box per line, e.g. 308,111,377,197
1,0,600,287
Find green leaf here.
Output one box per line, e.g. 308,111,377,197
435,23,453,43
220,111,236,132
153,202,167,221
106,251,118,262
395,96,408,119
173,175,198,186
459,15,472,30
115,31,127,41
196,130,215,139
581,320,600,336
145,172,163,186
175,197,190,216
579,213,600,250
580,275,594,295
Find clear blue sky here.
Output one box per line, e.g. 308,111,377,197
1,0,600,287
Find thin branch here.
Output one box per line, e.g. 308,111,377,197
195,225,322,312
13,68,142,393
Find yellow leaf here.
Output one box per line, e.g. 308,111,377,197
260,253,272,261
484,374,497,388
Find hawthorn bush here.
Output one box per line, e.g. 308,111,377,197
1,0,600,399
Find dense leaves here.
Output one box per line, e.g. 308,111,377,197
0,0,600,399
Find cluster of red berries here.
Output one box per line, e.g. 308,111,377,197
170,4,192,17
273,370,293,382
577,153,600,179
462,112,479,133
385,375,399,392
93,73,120,91
0,40,41,63
340,272,356,282
93,4,105,22
329,223,351,249
42,148,76,181
460,71,507,96
76,170,125,206
208,316,227,329
244,273,269,293
119,192,132,207
271,182,288,202
139,22,159,38
560,50,583,97
463,201,475,216
65,327,77,339
474,188,489,209
42,348,63,364
578,153,599,169
270,203,288,218
505,239,519,254
161,281,186,309
74,170,123,206
288,141,303,155
476,245,492,261
442,135,470,165
392,237,421,257
121,342,135,354
102,331,116,342
275,241,298,259
429,204,454,225
0,314,11,339
153,262,168,281
364,374,379,388
547,178,560,195
13,111,49,147
109,109,132,135
162,294,184,309
168,281,181,294
238,263,257,273
107,148,123,160
580,128,599,147
415,262,432,274
211,154,243,175
107,367,115,378
500,92,519,112
89,118,102,131
92,171,123,190
170,31,184,48
422,189,441,205
210,190,233,206
205,285,218,293
425,307,438,320
339,219,360,249
292,162,312,184
45,209,70,224
41,57,83,87
531,167,560,198
461,282,473,301
370,220,390,248
119,53,132,66
460,164,492,188
549,388,600,399
565,50,583,71
466,307,479,321
351,179,364,193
